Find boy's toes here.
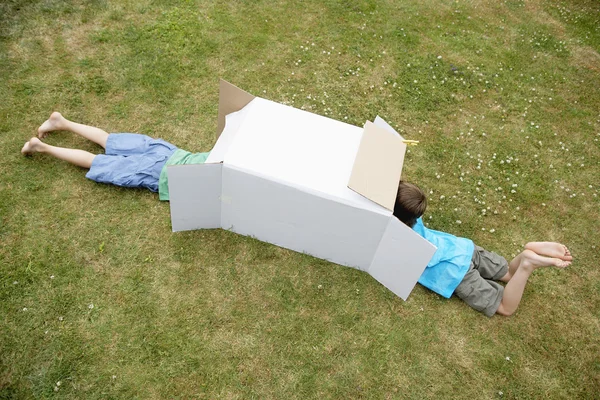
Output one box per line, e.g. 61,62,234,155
557,259,571,268
562,245,573,260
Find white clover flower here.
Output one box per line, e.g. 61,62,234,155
88,304,94,309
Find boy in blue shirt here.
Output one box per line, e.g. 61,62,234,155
21,112,209,200
393,181,572,317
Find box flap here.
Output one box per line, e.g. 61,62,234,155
168,163,223,232
348,121,406,211
373,115,401,135
206,101,255,164
367,217,436,300
217,79,255,138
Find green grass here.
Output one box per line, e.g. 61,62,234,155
1,0,599,398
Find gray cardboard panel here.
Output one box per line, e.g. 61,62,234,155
367,217,437,300
168,164,223,232
220,165,390,271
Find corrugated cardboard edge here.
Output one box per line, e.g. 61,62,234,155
217,79,255,138
348,121,406,211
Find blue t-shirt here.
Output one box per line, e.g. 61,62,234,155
412,218,474,298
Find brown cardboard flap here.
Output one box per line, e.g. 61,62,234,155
348,121,406,211
217,79,255,138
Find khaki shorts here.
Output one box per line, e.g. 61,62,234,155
454,246,509,317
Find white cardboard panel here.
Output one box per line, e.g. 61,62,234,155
168,163,223,232
221,98,386,214
220,165,390,270
367,217,437,300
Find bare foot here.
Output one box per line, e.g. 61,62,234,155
21,137,45,155
525,242,573,261
520,249,571,270
38,112,67,139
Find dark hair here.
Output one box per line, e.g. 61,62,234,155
393,181,427,228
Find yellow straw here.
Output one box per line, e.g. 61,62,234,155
402,139,419,146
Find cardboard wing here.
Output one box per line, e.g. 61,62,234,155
216,79,255,138
348,120,406,211
168,80,436,300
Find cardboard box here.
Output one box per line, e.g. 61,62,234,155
168,80,436,300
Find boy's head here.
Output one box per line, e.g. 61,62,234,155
393,181,427,228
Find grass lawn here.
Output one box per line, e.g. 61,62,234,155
1,0,599,398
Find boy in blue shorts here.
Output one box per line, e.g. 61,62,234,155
21,112,209,200
394,181,572,317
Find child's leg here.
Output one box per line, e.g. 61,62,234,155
38,112,109,148
500,255,521,282
22,137,95,168
496,250,570,316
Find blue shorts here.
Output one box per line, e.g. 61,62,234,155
86,133,177,192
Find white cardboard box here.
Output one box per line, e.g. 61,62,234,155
168,80,436,300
